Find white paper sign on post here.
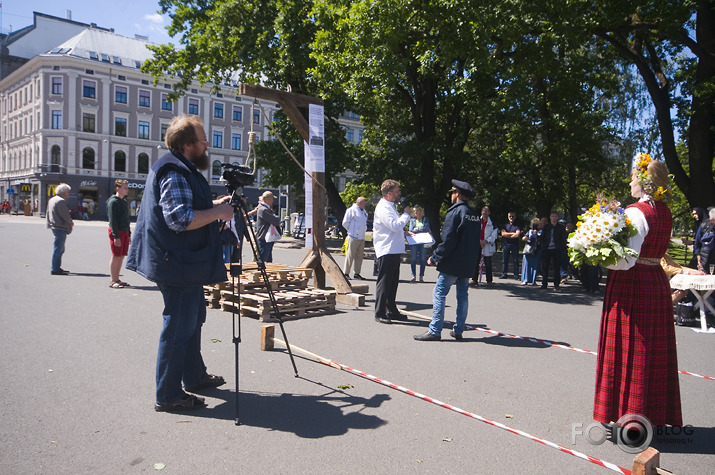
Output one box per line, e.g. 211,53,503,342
303,103,324,247
305,104,325,173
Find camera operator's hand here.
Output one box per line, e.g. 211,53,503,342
215,203,235,221
213,195,231,206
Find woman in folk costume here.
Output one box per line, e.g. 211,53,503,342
593,154,682,428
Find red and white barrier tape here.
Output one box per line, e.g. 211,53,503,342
400,310,715,381
272,337,631,475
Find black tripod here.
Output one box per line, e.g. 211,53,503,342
225,189,298,426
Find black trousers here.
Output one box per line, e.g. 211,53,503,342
540,248,561,288
375,254,401,319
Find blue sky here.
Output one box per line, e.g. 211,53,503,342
1,1,177,45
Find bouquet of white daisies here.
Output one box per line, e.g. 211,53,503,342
568,195,638,267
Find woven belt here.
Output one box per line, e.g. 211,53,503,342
636,257,660,266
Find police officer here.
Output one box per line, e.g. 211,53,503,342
414,179,480,341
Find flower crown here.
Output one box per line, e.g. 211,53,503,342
634,153,672,201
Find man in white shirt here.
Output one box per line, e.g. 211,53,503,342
373,180,412,324
342,196,369,280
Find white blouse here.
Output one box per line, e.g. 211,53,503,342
606,199,650,271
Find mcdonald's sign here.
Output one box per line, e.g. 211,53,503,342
47,185,57,197
20,183,32,193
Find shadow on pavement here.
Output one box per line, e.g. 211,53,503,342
503,282,602,305
651,426,715,455
185,386,390,438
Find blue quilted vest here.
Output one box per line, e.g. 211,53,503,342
126,151,226,286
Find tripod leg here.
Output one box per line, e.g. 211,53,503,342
236,199,299,377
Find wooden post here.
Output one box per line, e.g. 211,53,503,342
240,83,356,298
632,447,660,475
260,324,275,351
313,170,326,288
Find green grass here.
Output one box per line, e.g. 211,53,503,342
669,236,694,266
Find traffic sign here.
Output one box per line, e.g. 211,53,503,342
7,188,15,195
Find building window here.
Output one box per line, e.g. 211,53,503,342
160,123,169,141
345,128,354,142
253,109,260,124
138,121,150,139
115,86,127,103
82,147,95,169
114,150,126,172
137,153,149,174
212,131,223,148
231,133,242,150
188,98,199,115
51,77,63,95
214,102,224,118
51,145,61,171
161,93,172,111
212,160,221,180
358,130,364,143
115,117,127,137
139,90,151,107
83,80,96,98
232,106,242,121
83,113,96,133
51,111,62,129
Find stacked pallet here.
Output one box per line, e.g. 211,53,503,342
204,263,337,321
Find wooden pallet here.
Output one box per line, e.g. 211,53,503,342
219,288,337,321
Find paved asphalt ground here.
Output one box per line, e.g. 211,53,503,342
1,215,713,474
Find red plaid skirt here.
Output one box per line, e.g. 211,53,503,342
593,202,682,426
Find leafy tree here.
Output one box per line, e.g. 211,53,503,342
589,0,715,207
312,0,486,233
142,0,357,220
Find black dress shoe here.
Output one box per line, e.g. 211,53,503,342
449,330,464,341
414,331,441,341
51,270,70,275
389,313,408,321
353,274,364,280
375,316,392,324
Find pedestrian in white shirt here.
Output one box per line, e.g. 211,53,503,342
342,196,369,280
373,180,412,324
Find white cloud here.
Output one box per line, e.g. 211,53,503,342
144,13,165,25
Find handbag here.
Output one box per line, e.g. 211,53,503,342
265,224,282,243
675,302,698,326
523,243,534,255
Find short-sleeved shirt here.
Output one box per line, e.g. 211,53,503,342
502,222,521,246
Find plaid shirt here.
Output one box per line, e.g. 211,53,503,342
158,170,195,232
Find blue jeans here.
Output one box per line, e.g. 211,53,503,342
258,239,274,263
222,244,233,263
429,273,469,335
156,284,208,405
502,242,519,277
51,229,67,272
410,244,426,277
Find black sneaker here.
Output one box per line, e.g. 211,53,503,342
51,269,70,275
155,394,207,412
413,331,441,341
375,316,392,324
353,274,364,280
449,330,464,341
388,313,408,321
